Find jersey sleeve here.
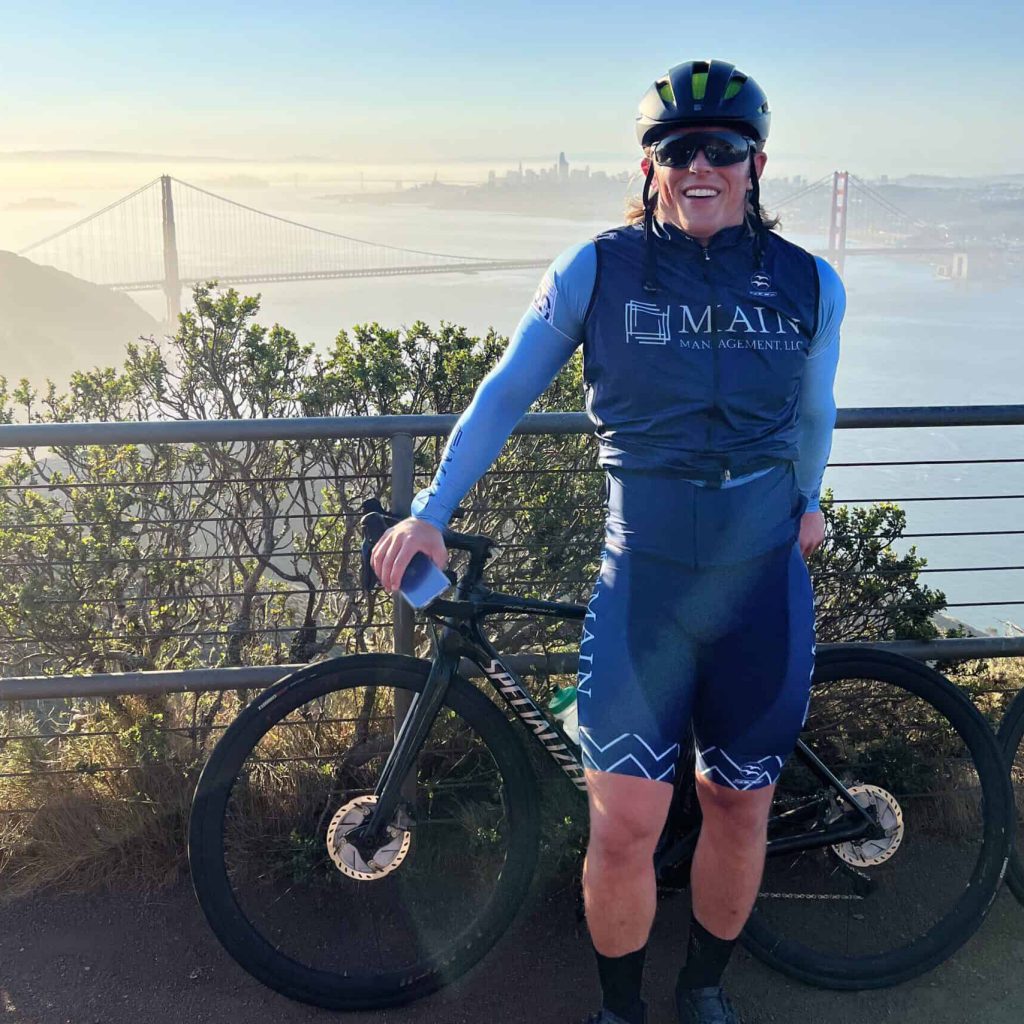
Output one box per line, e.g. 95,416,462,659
795,257,845,512
410,241,596,530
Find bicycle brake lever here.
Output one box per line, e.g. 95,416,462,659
360,535,380,594
359,499,389,594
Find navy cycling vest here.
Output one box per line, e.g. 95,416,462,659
583,221,820,478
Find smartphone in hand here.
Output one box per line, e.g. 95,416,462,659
399,552,452,609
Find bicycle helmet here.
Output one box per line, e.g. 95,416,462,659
636,59,770,147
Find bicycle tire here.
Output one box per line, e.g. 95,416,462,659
188,653,540,1010
742,647,1014,989
996,685,1024,903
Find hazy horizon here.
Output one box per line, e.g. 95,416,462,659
3,1,1023,186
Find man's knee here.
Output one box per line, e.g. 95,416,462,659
696,776,774,842
586,770,672,863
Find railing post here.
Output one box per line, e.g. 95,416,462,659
389,433,416,656
389,432,417,801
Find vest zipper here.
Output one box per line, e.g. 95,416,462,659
700,246,723,477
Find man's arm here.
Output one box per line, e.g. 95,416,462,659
796,257,845,513
410,241,597,530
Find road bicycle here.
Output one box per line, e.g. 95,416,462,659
188,500,1014,1010
997,685,1024,903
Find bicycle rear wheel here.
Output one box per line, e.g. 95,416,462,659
742,647,1013,989
189,653,540,1010
996,686,1024,903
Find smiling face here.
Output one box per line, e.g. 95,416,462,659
652,124,767,245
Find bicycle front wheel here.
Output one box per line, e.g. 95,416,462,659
743,647,1014,989
188,654,540,1010
996,686,1024,903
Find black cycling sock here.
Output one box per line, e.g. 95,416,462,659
676,913,737,992
594,944,647,1024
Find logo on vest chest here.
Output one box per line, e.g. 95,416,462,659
749,271,778,298
623,299,803,350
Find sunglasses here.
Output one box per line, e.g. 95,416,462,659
652,130,754,169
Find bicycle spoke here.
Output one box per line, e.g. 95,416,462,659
218,681,516,976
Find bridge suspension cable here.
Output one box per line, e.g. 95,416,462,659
18,177,166,288
167,177,493,288
768,173,834,209
847,174,929,230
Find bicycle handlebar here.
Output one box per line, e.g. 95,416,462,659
358,498,496,596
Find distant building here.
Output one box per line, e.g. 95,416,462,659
558,151,569,180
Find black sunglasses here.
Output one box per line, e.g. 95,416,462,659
652,130,754,169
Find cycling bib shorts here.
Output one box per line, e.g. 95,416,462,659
577,463,815,789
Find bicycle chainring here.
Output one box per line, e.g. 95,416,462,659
326,794,412,881
830,784,905,867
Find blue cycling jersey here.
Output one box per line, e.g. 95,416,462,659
412,221,843,528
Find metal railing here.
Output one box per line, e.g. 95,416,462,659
1,404,1023,706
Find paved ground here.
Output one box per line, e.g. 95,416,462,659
1,881,1022,1024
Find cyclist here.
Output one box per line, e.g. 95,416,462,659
371,58,844,1024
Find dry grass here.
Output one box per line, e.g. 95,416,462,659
0,692,238,899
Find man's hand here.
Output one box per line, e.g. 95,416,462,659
370,516,449,594
798,510,825,561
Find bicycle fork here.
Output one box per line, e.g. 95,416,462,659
345,642,462,863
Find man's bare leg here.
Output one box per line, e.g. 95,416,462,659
689,778,775,939
583,770,674,1021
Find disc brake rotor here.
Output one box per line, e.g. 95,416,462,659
326,794,412,881
831,783,905,867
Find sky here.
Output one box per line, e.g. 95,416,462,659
2,0,1023,180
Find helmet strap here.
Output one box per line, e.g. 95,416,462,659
641,162,659,293
747,150,767,269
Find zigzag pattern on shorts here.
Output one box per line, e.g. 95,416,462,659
696,746,785,790
579,728,681,782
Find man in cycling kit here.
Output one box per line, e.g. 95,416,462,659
371,59,844,1024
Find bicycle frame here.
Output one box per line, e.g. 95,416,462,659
356,585,879,865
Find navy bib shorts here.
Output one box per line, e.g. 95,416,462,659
577,462,815,789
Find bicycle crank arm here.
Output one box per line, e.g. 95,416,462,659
766,814,877,858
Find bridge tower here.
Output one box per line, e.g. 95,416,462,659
160,175,182,323
827,170,849,276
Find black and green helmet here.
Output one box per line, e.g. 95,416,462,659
635,59,771,147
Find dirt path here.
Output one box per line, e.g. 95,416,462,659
1,882,1022,1023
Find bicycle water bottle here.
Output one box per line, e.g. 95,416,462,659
548,686,580,745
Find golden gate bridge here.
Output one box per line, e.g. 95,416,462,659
17,172,959,320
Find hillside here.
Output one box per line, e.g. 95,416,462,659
0,251,157,387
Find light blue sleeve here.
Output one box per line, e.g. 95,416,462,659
410,242,597,530
796,257,845,513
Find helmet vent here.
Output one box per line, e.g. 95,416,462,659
724,76,745,101
657,79,675,105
